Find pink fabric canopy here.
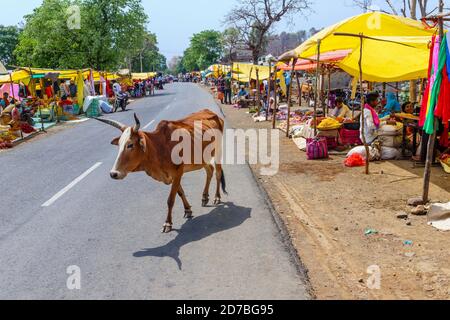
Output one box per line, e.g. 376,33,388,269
278,49,352,71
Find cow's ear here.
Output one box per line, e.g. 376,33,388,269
139,137,147,152
111,137,120,146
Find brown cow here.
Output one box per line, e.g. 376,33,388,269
96,109,227,233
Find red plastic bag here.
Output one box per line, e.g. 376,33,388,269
345,153,366,167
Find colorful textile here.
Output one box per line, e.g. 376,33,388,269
423,33,450,135
419,35,436,127
365,104,380,129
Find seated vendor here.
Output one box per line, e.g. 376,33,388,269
238,86,249,99
330,97,352,120
402,101,414,114
361,92,384,144
379,92,401,118
0,92,11,111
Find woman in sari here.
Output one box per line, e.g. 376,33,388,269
379,92,401,118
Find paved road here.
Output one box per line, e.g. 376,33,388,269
0,83,309,300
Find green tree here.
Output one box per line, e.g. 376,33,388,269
130,32,167,72
14,0,148,70
181,47,199,72
14,0,84,68
0,25,21,66
181,30,223,72
82,0,148,70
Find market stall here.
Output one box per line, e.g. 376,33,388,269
274,12,438,163
0,67,121,148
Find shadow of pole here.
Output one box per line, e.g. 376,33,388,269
133,202,252,270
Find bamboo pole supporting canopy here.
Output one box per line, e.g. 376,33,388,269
286,58,297,137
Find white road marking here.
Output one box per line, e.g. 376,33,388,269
165,105,171,110
42,162,103,207
143,120,155,130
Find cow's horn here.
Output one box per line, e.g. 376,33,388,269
94,117,126,132
133,113,141,132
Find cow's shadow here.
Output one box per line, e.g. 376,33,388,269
133,202,251,270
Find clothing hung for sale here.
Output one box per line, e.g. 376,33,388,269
419,33,450,148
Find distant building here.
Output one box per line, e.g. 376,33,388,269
257,54,275,66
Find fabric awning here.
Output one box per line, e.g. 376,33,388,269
280,12,437,82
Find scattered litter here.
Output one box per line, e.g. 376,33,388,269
404,240,413,246
365,229,378,236
405,252,416,258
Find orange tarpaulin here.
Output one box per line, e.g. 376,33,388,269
277,50,352,71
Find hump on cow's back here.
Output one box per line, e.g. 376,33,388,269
198,108,217,116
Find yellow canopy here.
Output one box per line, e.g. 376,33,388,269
207,64,231,78
285,12,437,82
131,72,156,80
232,63,271,82
0,69,32,84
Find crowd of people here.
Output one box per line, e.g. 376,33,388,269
202,70,447,164
0,72,170,147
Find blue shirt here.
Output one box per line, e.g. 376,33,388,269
238,89,247,97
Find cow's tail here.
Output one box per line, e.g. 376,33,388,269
221,170,228,195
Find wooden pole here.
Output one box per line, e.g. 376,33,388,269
418,78,425,107
422,0,444,203
29,68,45,132
358,34,370,175
286,58,297,137
320,69,325,115
296,71,302,107
256,67,261,115
266,60,272,121
327,67,332,116
9,73,15,101
272,69,278,129
9,72,23,140
314,39,321,137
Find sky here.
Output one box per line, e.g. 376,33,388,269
0,0,441,62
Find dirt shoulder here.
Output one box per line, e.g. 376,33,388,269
209,87,450,300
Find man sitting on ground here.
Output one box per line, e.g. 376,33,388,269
331,97,352,120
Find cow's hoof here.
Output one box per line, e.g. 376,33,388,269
214,198,222,205
202,198,209,207
184,210,193,219
161,223,173,233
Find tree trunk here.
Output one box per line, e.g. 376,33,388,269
252,50,259,65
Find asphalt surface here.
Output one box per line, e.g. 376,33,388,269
0,83,309,300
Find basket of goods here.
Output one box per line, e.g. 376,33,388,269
316,118,342,131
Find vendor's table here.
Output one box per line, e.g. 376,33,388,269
395,113,420,158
